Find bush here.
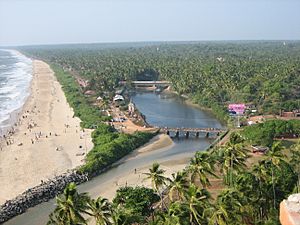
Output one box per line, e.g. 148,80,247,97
241,120,300,147
113,186,159,221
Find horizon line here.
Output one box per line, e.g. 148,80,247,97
1,39,300,48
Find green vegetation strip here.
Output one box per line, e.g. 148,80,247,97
241,119,300,147
52,65,156,177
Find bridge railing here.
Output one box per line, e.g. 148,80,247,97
119,80,171,85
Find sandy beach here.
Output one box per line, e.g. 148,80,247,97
0,60,93,204
88,159,188,202
83,134,188,202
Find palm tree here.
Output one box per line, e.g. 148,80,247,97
251,161,270,221
168,171,189,202
214,188,244,224
111,205,128,225
188,151,218,188
152,203,185,225
182,184,211,225
87,197,112,225
47,212,65,225
216,141,249,186
290,141,300,192
207,204,229,225
266,141,286,209
144,163,169,208
47,182,90,225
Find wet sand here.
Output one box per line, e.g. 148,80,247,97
90,160,188,201
0,60,93,204
79,135,186,202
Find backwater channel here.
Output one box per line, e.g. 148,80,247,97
5,92,223,225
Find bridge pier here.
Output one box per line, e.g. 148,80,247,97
185,131,189,138
175,130,179,138
161,127,224,139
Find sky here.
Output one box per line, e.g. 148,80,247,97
0,0,300,46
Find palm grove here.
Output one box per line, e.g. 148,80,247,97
22,41,300,122
20,41,300,224
47,133,300,225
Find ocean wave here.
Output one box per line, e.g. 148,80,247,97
6,91,21,100
0,114,10,123
0,50,32,130
0,84,17,94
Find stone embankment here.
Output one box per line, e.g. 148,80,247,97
0,171,88,223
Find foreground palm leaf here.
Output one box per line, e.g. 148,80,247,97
87,197,112,225
47,182,89,225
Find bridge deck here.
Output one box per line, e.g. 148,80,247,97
119,80,171,85
161,127,224,133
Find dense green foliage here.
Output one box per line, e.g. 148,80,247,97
48,183,90,225
48,137,300,225
112,186,159,223
80,128,155,176
21,41,300,122
21,42,300,224
241,119,300,146
52,65,111,128
49,64,155,177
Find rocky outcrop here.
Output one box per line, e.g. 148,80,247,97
0,171,88,223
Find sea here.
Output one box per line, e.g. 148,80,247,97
0,49,32,136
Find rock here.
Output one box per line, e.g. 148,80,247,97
0,170,89,223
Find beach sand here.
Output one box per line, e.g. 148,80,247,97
0,60,93,204
87,157,188,202
82,134,188,203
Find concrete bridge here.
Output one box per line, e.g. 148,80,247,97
119,80,171,87
160,127,225,138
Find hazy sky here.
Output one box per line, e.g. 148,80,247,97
0,0,300,46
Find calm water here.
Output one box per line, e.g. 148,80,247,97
5,92,223,225
132,92,223,129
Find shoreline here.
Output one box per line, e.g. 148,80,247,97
0,66,226,223
0,53,32,139
0,67,34,146
0,60,94,204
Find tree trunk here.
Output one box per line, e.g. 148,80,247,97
271,166,276,209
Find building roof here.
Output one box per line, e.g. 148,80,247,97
113,94,124,101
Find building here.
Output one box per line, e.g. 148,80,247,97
113,94,124,102
280,110,300,118
251,145,268,154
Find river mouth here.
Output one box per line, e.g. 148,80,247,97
4,92,224,225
